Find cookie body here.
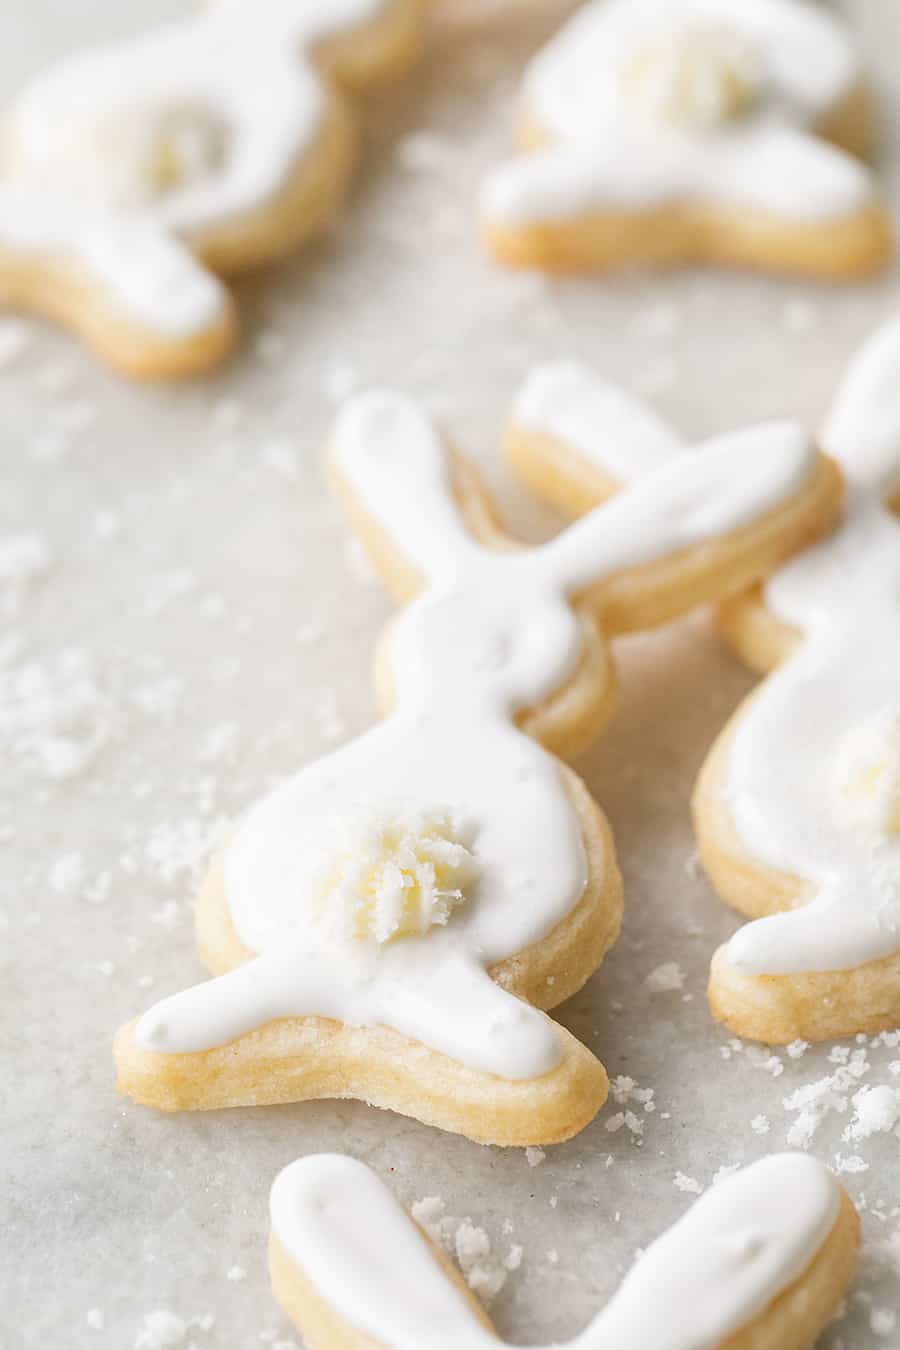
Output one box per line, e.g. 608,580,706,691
0,0,426,376
268,1152,859,1350
481,0,892,278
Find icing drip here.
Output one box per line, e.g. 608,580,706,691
271,1152,840,1350
136,391,815,1078
1,0,388,333
482,0,873,226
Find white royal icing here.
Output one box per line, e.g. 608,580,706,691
1,0,388,335
271,1152,840,1350
482,0,874,227
135,391,816,1078
725,314,900,975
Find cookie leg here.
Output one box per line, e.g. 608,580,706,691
0,186,236,378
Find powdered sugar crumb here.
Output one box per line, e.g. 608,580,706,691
134,1310,187,1349
411,1194,517,1305
644,961,684,993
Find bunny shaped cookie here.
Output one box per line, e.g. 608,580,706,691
509,348,900,1045
697,315,900,1044
269,1152,858,1350
115,389,835,1145
0,0,425,377
481,0,892,278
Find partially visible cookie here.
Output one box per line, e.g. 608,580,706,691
481,0,892,278
0,0,426,377
698,314,900,1044
269,1152,859,1350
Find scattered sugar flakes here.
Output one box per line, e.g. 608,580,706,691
197,721,240,764
630,302,682,340
0,643,111,780
750,1114,770,1135
644,961,684,994
144,816,229,887
674,1172,702,1195
146,570,197,615
344,536,378,587
684,849,702,881
134,1310,187,1349
226,1265,246,1282
411,1195,514,1305
214,398,243,433
151,899,183,930
844,1085,900,1142
871,1307,897,1337
322,358,359,404
712,1164,741,1186
834,1154,869,1175
781,297,820,336
316,690,346,743
610,1075,656,1113
86,1308,104,1330
0,317,34,367
259,440,299,478
395,130,457,174
49,851,86,895
783,1048,870,1148
0,530,52,615
254,330,286,364
131,676,183,723
525,1146,545,1168
786,1039,809,1059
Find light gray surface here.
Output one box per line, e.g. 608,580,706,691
3,2,900,1347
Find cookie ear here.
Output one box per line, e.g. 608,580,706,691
544,422,833,633
506,360,684,515
329,390,501,599
0,186,236,378
823,312,900,496
268,1153,855,1350
270,1155,499,1349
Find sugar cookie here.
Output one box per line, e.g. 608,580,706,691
481,0,892,278
115,386,834,1145
0,0,426,377
695,315,900,1043
269,1152,859,1350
